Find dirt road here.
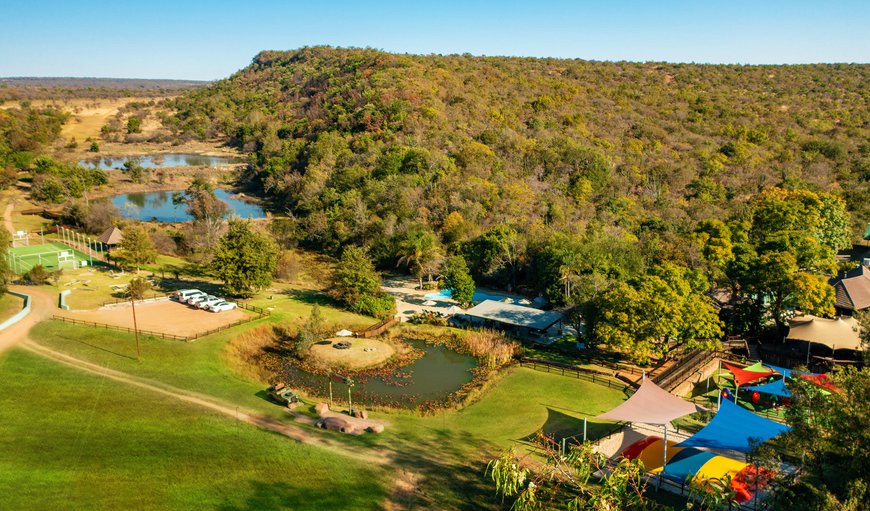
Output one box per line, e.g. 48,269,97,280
0,286,57,356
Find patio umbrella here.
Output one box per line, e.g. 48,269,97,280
518,298,532,305
447,305,464,314
502,297,514,303
335,329,353,337
422,300,437,306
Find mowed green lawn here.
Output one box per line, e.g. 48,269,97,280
0,349,388,511
26,316,629,510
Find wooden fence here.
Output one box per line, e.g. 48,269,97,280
355,316,399,338
516,357,635,391
51,303,270,342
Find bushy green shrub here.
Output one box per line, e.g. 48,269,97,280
350,293,396,319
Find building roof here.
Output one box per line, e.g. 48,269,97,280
97,226,124,245
463,299,563,331
786,315,864,351
596,378,705,426
831,266,870,311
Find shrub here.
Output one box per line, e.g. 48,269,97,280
350,293,396,319
23,265,53,285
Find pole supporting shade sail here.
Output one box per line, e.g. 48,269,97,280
675,399,791,452
722,362,774,387
596,379,705,425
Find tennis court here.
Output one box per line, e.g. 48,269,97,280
8,242,100,274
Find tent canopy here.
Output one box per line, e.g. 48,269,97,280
723,361,774,387
786,315,864,351
596,379,705,425
747,378,791,398
675,399,791,452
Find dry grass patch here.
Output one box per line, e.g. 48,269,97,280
308,337,396,371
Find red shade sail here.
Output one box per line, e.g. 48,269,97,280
722,362,774,387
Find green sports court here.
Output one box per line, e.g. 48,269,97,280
7,242,102,274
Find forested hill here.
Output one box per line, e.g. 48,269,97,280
167,46,869,290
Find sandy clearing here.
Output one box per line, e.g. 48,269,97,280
61,299,252,337
308,337,395,370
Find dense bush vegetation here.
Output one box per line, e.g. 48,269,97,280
168,47,868,291
166,47,869,352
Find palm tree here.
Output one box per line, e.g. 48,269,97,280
397,226,444,289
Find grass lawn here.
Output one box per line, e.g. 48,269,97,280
0,349,387,511
27,315,631,509
0,292,25,324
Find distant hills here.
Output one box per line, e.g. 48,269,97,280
167,47,870,246
0,77,207,100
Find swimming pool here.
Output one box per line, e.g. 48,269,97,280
424,289,514,302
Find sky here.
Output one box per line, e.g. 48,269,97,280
1,0,868,80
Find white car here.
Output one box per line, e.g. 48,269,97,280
175,289,202,302
197,297,224,310
208,301,237,313
189,294,217,307
184,291,208,304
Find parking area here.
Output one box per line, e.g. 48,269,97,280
60,299,252,337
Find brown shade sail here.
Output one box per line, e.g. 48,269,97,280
787,315,864,351
596,378,705,425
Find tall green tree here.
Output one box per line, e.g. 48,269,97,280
211,219,278,297
114,225,157,271
770,368,870,510
396,224,443,289
331,246,381,304
330,245,395,318
592,263,723,364
727,187,847,333
443,255,475,307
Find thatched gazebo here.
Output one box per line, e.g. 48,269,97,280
97,225,124,253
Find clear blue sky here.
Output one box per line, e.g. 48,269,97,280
1,0,868,80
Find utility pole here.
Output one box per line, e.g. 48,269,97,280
130,290,141,362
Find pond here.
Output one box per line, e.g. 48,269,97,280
111,189,266,222
80,153,242,170
280,338,477,408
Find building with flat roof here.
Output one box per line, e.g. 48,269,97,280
461,299,563,337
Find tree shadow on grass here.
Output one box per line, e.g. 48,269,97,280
282,288,340,307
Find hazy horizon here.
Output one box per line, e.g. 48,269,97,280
1,0,868,81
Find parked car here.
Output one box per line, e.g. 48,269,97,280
197,297,224,310
184,291,208,304
189,294,217,307
174,289,202,302
208,301,238,313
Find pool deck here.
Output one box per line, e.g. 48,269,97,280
381,276,531,321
